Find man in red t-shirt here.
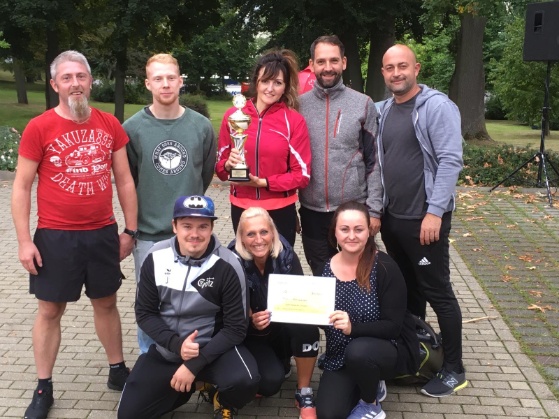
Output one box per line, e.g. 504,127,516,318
11,50,138,419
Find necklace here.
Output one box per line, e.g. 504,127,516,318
71,107,92,124
72,116,91,124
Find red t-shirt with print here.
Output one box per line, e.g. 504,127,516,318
18,108,129,230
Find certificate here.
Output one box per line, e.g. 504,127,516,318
267,274,336,325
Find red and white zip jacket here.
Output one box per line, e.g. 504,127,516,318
216,100,311,209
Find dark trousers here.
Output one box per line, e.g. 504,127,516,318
381,211,463,371
232,203,297,247
244,323,320,396
315,337,397,419
117,344,260,419
299,206,338,276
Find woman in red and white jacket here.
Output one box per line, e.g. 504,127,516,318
216,49,311,246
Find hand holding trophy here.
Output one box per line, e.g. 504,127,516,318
227,94,252,181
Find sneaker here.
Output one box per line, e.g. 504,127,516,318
212,390,238,419
24,387,54,419
347,399,386,419
295,387,317,419
107,367,130,391
283,357,293,378
197,382,215,404
317,353,325,370
376,380,387,403
421,368,468,397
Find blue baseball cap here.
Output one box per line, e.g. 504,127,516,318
173,195,218,220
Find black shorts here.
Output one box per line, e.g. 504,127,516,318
30,224,123,302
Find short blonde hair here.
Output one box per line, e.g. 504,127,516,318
235,207,283,260
146,53,180,74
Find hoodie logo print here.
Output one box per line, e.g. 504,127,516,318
198,278,214,288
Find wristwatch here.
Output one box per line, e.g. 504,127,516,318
123,228,139,239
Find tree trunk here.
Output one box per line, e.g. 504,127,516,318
366,16,395,102
45,29,59,110
114,48,127,123
13,58,28,105
449,13,492,141
339,31,363,92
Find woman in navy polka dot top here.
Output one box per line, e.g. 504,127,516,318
314,201,419,419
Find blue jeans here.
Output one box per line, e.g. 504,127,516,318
133,239,157,354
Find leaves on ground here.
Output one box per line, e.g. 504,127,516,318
527,304,552,313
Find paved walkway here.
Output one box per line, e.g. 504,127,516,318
0,176,558,418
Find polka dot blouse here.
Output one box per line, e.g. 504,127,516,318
321,253,381,371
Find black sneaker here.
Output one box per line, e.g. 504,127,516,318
421,368,468,397
107,367,130,391
24,387,54,419
317,353,325,370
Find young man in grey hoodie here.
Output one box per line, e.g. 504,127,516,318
299,35,382,277
378,44,467,398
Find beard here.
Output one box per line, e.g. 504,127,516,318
388,78,413,96
315,71,343,89
68,94,91,121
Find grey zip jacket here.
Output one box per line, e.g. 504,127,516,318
299,79,383,217
377,85,463,217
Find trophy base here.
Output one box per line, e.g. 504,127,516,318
229,166,250,182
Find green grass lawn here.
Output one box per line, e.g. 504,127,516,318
0,72,557,149
485,120,558,151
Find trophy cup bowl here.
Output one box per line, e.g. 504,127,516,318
228,94,252,182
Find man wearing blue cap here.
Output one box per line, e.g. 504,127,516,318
118,195,259,419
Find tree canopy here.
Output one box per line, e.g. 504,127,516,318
1,0,557,135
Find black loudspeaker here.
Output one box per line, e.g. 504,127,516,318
523,2,559,62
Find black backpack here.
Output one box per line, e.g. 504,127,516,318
393,315,444,385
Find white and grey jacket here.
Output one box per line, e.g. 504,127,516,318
299,79,383,217
136,234,248,375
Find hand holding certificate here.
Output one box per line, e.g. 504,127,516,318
267,274,336,325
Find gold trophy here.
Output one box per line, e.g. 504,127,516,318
228,94,251,182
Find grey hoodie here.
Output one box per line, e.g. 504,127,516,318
299,79,383,217
378,85,463,217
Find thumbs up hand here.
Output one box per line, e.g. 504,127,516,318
180,330,199,361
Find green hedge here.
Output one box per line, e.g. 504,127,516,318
179,94,210,119
460,143,559,187
91,79,151,105
0,126,19,171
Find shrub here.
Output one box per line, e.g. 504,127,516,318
209,91,235,101
124,82,150,105
460,143,559,187
485,94,506,120
91,80,115,103
179,94,210,118
91,79,150,104
0,126,20,171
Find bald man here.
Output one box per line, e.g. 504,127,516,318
377,44,467,397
